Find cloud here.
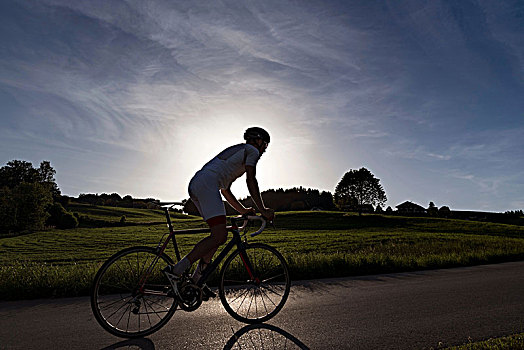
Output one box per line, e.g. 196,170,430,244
1,0,523,211
448,170,501,194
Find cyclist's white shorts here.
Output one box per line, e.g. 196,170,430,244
188,171,225,221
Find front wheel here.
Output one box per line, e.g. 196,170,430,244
91,246,177,338
219,243,290,323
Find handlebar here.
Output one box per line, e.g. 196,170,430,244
153,201,271,237
231,215,269,237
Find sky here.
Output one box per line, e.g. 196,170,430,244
1,0,523,212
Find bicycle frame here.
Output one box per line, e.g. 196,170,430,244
147,206,256,289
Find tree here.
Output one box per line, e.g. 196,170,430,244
334,167,387,215
37,160,61,199
438,206,451,218
427,202,438,217
0,160,60,198
0,160,59,233
0,160,39,188
0,182,53,232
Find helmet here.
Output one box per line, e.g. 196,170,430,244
243,127,270,143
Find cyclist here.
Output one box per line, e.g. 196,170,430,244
166,127,275,297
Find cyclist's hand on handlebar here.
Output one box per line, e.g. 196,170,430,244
260,208,275,221
241,207,257,216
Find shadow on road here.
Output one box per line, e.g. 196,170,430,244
101,337,155,350
100,324,309,350
223,323,310,350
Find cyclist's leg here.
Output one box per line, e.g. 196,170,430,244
187,217,227,263
169,219,226,275
170,175,226,275
189,217,226,285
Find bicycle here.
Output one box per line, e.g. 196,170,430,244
90,202,290,338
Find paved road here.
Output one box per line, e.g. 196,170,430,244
1,262,523,349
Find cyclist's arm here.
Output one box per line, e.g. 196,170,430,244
220,187,251,214
245,165,274,220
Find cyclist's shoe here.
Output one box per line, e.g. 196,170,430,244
163,265,181,281
201,284,216,301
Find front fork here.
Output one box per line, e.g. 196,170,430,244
238,246,260,285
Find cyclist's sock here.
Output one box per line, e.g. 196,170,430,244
171,256,191,276
191,266,202,283
191,260,209,283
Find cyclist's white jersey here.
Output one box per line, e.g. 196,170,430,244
198,143,260,190
188,143,260,220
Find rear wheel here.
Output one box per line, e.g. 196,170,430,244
219,243,290,323
91,246,177,338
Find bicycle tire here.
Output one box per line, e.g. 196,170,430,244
219,243,290,324
91,246,177,338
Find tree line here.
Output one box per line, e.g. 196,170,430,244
74,193,160,209
184,186,336,216
1,159,522,234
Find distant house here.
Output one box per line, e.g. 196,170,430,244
396,201,426,215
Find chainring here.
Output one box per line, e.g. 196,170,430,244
177,281,203,312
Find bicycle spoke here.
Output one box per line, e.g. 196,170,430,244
142,297,166,321
142,297,153,327
113,302,131,329
259,285,278,308
144,296,171,312
99,281,132,293
227,287,251,305
105,297,132,321
262,273,286,284
259,267,282,281
137,304,141,333
245,289,255,318
235,288,251,315
223,279,250,284
258,287,270,315
260,283,284,299
253,288,258,318
126,302,132,333
138,253,155,284
98,295,131,310
113,260,134,291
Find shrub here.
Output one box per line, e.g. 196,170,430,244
46,202,79,229
47,202,68,227
58,212,79,229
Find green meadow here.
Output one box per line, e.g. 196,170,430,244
442,333,524,350
1,206,523,300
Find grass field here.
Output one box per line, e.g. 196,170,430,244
441,333,524,349
1,206,523,300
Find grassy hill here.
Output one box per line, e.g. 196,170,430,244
1,207,523,300
67,202,195,226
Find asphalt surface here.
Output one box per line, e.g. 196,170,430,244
1,261,523,349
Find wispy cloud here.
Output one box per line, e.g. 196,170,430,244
448,170,502,195
1,0,523,211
